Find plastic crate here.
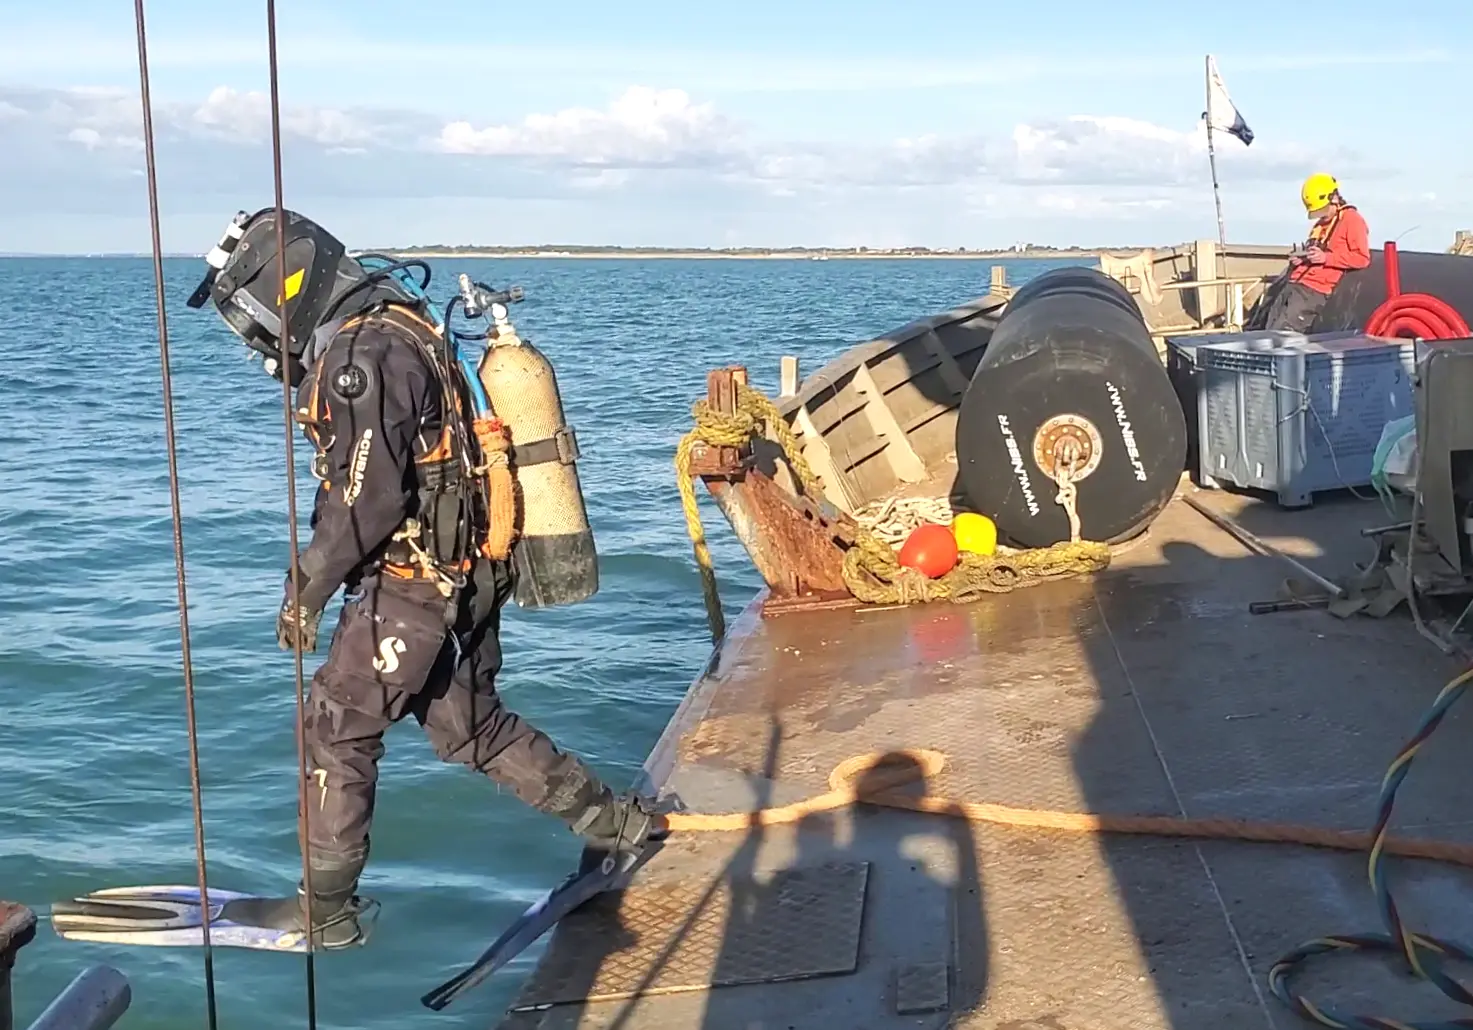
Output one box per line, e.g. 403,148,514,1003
1164,330,1416,507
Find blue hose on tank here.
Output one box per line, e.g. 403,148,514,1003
356,254,492,414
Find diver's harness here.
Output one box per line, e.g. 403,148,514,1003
295,301,512,619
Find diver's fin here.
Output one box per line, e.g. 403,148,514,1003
51,884,379,953
421,847,640,1011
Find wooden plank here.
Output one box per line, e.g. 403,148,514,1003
852,363,927,484
780,356,800,397
793,403,857,512
920,328,970,399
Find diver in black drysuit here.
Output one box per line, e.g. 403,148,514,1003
186,207,658,944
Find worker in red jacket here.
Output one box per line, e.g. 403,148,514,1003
1263,173,1371,332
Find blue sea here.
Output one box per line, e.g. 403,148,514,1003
0,254,1080,1029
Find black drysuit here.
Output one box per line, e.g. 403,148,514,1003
288,307,599,886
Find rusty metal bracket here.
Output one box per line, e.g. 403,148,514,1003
692,367,862,614
685,367,750,479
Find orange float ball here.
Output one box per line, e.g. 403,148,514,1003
897,523,959,578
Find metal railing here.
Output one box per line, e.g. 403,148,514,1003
2,903,131,1030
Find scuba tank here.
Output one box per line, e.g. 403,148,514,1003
457,277,599,609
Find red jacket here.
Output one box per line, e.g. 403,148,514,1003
1289,204,1370,295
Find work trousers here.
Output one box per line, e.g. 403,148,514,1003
301,560,591,873
1263,281,1330,333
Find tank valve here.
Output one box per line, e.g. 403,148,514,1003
457,273,525,319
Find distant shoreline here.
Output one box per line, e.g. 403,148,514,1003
360,247,1132,261
0,247,1135,261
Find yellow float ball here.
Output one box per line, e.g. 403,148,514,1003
951,512,997,556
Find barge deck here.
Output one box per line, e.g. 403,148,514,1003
495,483,1473,1030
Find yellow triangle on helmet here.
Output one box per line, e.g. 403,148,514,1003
278,268,305,305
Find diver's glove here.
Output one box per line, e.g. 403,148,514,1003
276,599,323,653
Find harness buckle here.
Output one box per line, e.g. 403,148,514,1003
553,425,580,465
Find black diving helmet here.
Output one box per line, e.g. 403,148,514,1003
186,207,430,386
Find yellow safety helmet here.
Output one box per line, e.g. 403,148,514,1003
1301,172,1339,214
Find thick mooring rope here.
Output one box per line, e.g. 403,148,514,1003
662,666,1473,1028
672,382,1110,634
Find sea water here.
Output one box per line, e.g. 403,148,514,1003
0,254,1075,1029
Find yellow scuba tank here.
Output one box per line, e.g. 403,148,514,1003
476,301,598,608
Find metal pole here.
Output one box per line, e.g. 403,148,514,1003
1183,495,1347,599
23,967,131,1030
1204,56,1228,253
0,903,37,1030
129,3,220,1025
262,4,321,1024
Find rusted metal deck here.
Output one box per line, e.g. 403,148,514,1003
495,483,1473,1030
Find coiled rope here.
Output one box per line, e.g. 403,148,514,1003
662,666,1473,1027
672,382,1111,639
852,495,957,546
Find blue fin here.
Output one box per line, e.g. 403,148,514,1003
51,884,378,953
421,849,637,1011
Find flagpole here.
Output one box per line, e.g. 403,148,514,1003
1204,55,1228,252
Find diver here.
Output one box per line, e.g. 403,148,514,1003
182,207,662,946
1263,172,1371,333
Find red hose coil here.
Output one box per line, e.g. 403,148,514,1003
1363,239,1471,340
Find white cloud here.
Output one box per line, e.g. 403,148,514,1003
188,87,397,150
0,81,1430,252
437,87,740,168
0,81,1372,195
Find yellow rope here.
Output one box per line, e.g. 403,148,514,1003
673,382,1111,626
662,748,1473,867
842,533,1110,605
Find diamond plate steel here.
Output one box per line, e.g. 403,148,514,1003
509,862,869,1009
496,493,1473,1030
894,962,949,1014
674,577,1180,822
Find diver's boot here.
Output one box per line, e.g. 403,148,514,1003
542,761,664,857
572,787,663,853
218,862,367,950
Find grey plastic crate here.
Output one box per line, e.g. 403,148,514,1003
1164,330,1416,507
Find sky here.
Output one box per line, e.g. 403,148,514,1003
1,0,1468,254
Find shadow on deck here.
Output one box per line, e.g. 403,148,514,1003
490,480,1473,1030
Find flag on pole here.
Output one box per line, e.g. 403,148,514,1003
1204,55,1254,146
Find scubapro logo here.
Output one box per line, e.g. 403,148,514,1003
342,429,373,507
372,636,406,674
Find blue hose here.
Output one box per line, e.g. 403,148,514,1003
1268,665,1473,1028
357,255,492,415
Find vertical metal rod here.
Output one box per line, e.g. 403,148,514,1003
129,3,219,1027
263,1,319,1025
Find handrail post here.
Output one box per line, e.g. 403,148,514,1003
1,902,38,1030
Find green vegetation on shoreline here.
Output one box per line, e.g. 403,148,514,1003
359,244,1137,260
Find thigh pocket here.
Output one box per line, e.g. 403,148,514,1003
330,585,448,700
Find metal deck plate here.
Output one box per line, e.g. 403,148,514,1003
509,861,870,1009
673,577,1182,821
497,490,1473,1030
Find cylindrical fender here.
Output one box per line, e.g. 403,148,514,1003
955,265,1186,548
478,338,598,608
